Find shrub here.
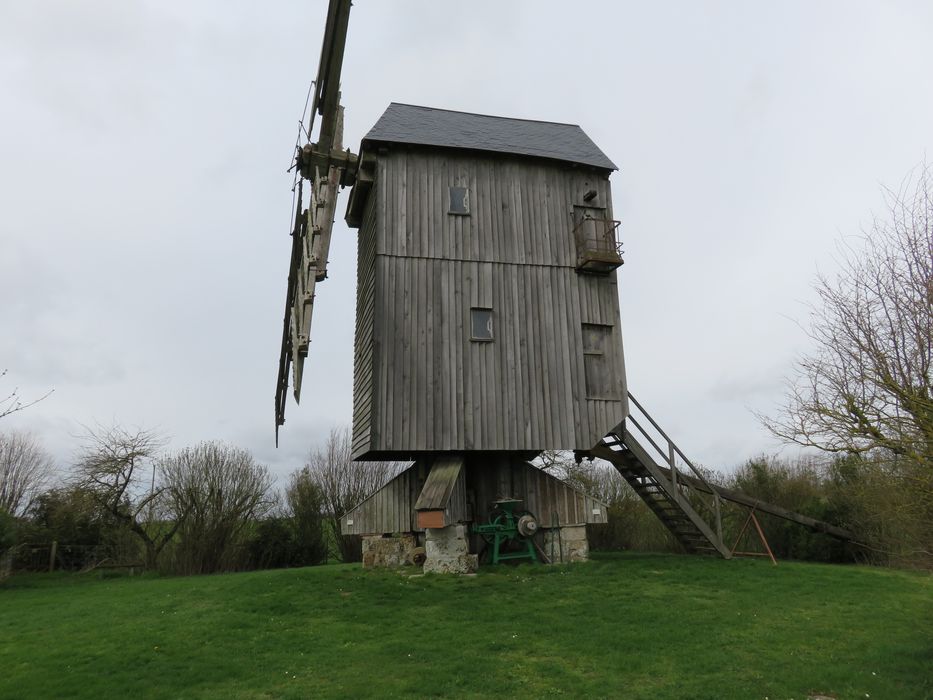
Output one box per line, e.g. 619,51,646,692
0,508,15,554
162,442,274,575
285,467,328,566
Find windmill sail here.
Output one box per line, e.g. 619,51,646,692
275,0,357,440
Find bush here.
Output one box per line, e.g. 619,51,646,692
162,442,274,575
19,487,138,570
725,456,853,563
247,518,300,569
0,508,15,554
285,467,328,566
823,453,932,569
246,512,328,571
27,487,110,547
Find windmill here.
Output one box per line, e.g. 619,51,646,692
274,1,860,571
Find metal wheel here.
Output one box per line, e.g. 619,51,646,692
514,510,539,538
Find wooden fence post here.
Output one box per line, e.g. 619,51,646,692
49,540,57,573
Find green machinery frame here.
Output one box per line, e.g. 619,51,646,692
472,499,539,565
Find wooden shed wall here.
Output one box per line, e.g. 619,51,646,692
341,460,469,536
351,147,627,457
341,456,608,535
341,464,421,536
467,458,608,527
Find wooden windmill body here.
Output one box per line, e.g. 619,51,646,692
345,103,628,460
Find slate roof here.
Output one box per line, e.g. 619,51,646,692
362,103,617,171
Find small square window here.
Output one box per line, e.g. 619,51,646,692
471,308,493,341
448,186,470,215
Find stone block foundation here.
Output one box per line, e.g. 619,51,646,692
424,524,478,574
361,533,419,568
542,525,589,563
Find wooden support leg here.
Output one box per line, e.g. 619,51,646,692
731,507,778,565
751,511,777,566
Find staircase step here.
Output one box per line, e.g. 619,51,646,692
641,494,672,503
600,428,729,560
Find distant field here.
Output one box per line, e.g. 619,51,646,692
1,553,930,699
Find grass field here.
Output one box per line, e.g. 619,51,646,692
1,553,930,699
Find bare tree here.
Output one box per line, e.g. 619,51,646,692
763,165,932,467
162,441,274,574
305,427,405,562
761,165,933,563
0,369,52,420
0,431,54,516
73,423,175,569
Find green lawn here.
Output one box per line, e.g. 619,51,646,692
1,553,930,699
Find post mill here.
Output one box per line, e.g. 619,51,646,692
275,1,859,572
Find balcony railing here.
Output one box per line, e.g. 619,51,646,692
573,216,623,273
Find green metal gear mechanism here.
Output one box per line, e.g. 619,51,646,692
472,498,539,565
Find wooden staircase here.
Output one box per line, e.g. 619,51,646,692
591,394,732,559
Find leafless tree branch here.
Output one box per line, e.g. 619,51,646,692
303,427,406,561
72,422,170,568
761,164,933,470
0,369,53,420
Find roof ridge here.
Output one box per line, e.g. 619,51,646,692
388,102,582,129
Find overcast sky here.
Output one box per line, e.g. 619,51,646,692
2,0,932,485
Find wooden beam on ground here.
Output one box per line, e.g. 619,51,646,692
649,463,858,542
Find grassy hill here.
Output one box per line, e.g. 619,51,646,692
1,553,930,699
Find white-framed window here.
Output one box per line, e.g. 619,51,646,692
448,186,470,215
471,307,493,341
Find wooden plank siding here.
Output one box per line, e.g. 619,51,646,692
350,146,627,458
466,457,608,527
413,455,464,511
350,187,379,458
341,463,422,536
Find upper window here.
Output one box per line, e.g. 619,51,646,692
448,186,470,215
471,308,493,341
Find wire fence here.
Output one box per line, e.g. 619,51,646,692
3,541,142,576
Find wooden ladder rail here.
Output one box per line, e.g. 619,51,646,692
625,392,725,545
593,433,732,559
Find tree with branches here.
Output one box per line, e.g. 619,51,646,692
763,166,932,463
0,430,54,516
72,423,175,569
305,427,405,562
762,165,932,562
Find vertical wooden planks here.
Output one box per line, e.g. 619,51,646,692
355,146,626,456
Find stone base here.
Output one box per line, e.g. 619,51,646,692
361,534,419,568
424,524,478,574
542,525,589,563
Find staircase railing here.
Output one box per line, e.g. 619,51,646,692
624,392,724,543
